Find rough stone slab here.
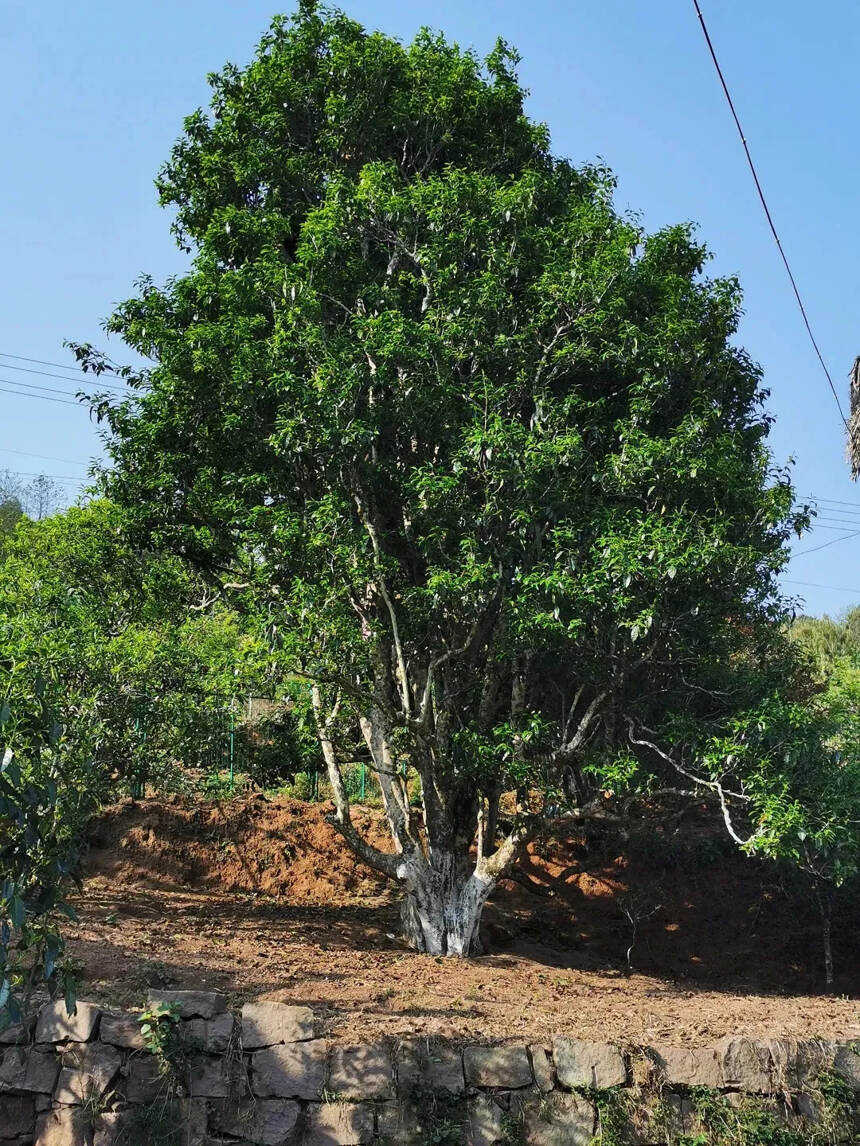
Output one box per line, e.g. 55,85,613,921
529,1046,554,1094
98,1012,147,1051
329,1043,393,1099
54,1060,120,1106
253,1040,329,1100
552,1037,626,1089
35,1002,100,1044
0,1094,35,1136
0,1048,60,1094
630,1094,701,1145
523,1091,594,1146
119,1055,163,1103
304,1101,375,1145
647,1044,722,1089
376,1100,427,1145
146,990,228,1020
0,1020,34,1047
61,1042,121,1085
464,1046,532,1090
718,1037,773,1092
767,1038,835,1091
834,1042,860,1091
396,1039,465,1094
187,1054,247,1099
467,1093,506,1146
210,1097,300,1145
241,1001,314,1048
185,1012,235,1054
34,1107,88,1146
91,1111,133,1146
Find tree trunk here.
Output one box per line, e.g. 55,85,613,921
398,852,494,957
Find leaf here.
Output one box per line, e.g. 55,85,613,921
667,567,677,580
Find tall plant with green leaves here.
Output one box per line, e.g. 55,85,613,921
0,500,277,798
79,4,810,954
0,692,83,1027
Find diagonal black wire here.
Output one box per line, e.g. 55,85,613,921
0,385,81,407
691,1,852,438
792,530,860,557
784,579,860,595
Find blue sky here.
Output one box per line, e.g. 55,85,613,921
3,0,859,616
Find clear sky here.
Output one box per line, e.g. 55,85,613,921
3,0,859,616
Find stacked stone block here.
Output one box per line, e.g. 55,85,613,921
0,993,857,1144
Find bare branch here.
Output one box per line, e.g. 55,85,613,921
626,722,764,848
311,684,399,879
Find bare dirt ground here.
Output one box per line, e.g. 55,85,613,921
67,795,860,1047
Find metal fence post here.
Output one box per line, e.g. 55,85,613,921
229,705,235,792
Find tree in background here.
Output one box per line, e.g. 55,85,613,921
0,469,64,526
78,6,820,955
0,500,280,804
0,693,87,1028
786,608,860,985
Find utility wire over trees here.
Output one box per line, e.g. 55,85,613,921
689,2,860,478
78,4,854,957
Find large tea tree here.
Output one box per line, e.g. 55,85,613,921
81,5,805,954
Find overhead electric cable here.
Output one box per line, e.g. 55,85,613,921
0,362,129,395
807,516,860,528
0,375,89,400
0,350,116,375
783,579,860,595
807,495,860,510
0,386,81,407
0,446,89,467
0,468,84,481
0,374,132,403
792,530,860,556
690,1,852,440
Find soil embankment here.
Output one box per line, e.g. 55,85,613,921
69,795,860,1045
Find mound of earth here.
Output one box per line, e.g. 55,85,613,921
70,795,860,1045
85,795,393,902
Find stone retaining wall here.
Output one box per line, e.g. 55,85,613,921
0,993,858,1144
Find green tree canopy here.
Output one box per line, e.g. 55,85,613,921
0,500,274,801
79,5,812,955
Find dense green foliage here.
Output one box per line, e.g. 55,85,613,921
70,3,837,954
0,693,84,1027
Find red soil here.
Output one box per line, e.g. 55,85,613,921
69,795,860,1046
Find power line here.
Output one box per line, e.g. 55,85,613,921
690,1,852,441
0,374,134,403
0,468,86,483
0,350,115,376
0,375,88,401
0,446,89,467
810,516,860,528
0,361,130,395
783,579,860,596
0,385,81,407
792,530,860,557
807,495,860,510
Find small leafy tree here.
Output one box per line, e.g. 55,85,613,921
80,5,810,954
0,501,277,797
0,692,83,1027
